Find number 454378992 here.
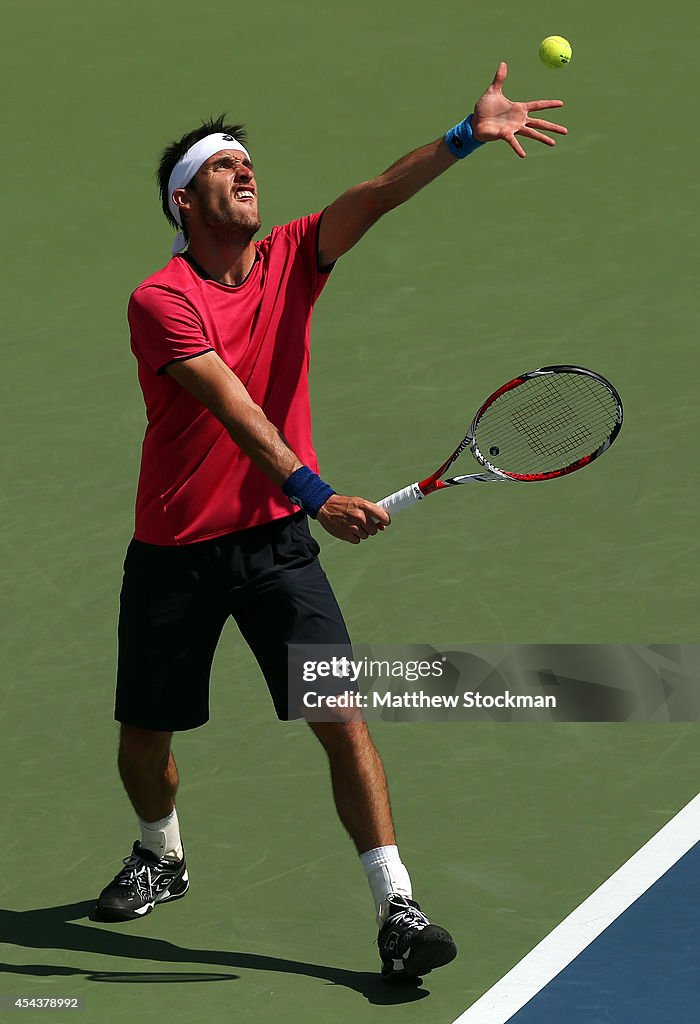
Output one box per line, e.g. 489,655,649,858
9,997,81,1009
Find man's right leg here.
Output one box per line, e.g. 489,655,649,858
118,724,177,824
94,724,189,921
118,723,184,860
97,536,228,921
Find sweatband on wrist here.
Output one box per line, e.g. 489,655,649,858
282,466,336,518
444,113,486,159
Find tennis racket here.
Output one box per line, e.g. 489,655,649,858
377,365,623,515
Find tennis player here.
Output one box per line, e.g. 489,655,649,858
95,63,566,981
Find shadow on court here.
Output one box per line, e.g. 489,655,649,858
0,902,428,1005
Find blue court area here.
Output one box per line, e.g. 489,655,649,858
471,834,700,1024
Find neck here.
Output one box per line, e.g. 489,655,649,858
185,235,257,286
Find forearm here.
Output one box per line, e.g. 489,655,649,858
320,65,566,262
364,137,456,215
317,136,459,263
223,402,302,485
165,335,389,539
166,353,301,485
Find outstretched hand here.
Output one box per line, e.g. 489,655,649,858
471,62,567,158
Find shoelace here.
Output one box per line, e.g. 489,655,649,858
114,851,160,894
386,901,430,931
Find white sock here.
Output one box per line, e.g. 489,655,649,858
138,809,183,861
360,845,412,924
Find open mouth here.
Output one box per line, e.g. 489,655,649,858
234,189,255,201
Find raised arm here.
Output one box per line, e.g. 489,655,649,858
318,62,566,265
166,351,389,543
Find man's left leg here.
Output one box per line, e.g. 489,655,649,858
309,718,457,981
230,516,457,978
307,719,396,852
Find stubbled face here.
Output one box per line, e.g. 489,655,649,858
185,149,261,241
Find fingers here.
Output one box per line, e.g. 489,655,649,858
526,116,568,135
526,99,564,112
362,501,391,527
516,125,557,147
317,496,391,545
490,61,508,90
508,120,566,155
505,134,527,159
351,501,390,541
352,519,373,541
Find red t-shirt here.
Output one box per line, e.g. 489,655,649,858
128,211,332,545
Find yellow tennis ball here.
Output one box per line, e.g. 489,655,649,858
539,35,572,68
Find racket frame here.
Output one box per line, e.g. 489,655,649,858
378,365,623,512
466,364,623,484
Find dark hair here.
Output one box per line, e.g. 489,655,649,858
157,115,248,236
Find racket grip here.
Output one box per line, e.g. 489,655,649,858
376,482,424,516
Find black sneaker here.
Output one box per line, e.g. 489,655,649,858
94,842,189,921
377,893,457,981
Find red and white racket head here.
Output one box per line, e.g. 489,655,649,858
467,365,623,482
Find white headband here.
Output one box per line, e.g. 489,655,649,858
167,132,251,254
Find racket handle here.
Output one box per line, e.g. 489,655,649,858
376,482,424,516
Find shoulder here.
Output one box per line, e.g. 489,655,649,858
258,211,325,253
131,255,199,295
276,210,325,244
129,258,199,313
260,211,333,291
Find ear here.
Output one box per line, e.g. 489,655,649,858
172,188,194,214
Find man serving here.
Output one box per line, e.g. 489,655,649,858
96,63,566,981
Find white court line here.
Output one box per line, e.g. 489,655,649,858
451,791,700,1024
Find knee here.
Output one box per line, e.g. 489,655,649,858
118,723,172,766
310,718,373,756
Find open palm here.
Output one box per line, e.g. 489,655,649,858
471,62,567,158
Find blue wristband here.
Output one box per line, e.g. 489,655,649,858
282,466,336,518
444,113,486,159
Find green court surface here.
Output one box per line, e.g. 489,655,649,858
2,1,698,1021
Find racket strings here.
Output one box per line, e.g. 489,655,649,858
475,373,619,475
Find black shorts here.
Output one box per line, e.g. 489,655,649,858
115,512,351,730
